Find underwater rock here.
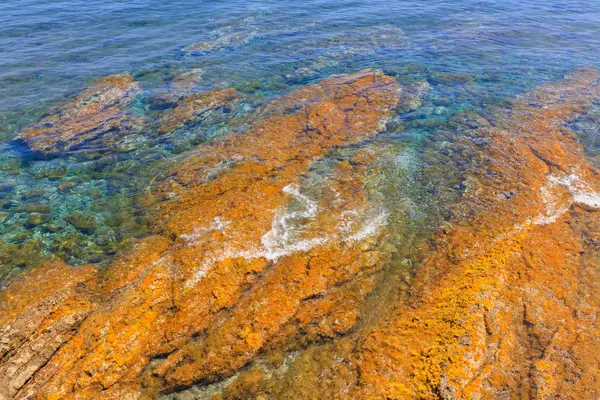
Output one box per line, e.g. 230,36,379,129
156,88,239,135
24,213,50,228
0,69,405,399
165,69,600,400
16,73,142,154
147,71,203,108
63,212,96,234
287,25,407,80
164,71,202,98
16,204,51,214
57,180,78,193
182,32,254,54
20,188,44,200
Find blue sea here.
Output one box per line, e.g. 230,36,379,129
1,0,599,280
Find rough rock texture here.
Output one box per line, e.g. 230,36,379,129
207,69,600,400
16,70,237,153
0,263,96,399
166,69,600,400
3,68,600,400
16,73,142,154
156,88,239,135
0,69,403,399
350,68,600,400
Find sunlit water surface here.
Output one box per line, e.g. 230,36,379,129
1,0,599,282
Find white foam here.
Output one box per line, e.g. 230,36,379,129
180,217,230,244
535,173,600,225
344,210,387,243
534,185,569,225
185,184,387,287
260,184,321,259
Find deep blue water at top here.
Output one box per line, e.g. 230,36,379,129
2,0,599,123
0,0,599,277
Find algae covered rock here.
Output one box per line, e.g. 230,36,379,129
63,212,96,234
16,73,142,154
3,68,600,400
0,69,408,399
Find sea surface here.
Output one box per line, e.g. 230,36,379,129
1,0,599,282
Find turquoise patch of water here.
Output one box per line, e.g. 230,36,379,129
1,0,599,282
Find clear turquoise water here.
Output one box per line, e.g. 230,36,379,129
1,0,599,280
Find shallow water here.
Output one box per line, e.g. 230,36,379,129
1,0,599,281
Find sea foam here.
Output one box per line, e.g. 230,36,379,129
185,184,386,287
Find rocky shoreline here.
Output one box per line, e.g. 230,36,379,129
1,68,600,399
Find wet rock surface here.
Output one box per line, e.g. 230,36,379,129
0,69,405,399
350,69,600,399
16,73,143,154
168,69,600,399
1,68,600,400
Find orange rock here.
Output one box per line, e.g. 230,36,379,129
156,88,239,135
17,73,142,154
0,69,405,399
170,68,600,400
0,262,97,399
351,68,600,399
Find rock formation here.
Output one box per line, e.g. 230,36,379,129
16,73,142,154
147,71,203,110
16,70,239,155
351,67,600,399
0,69,405,399
164,69,600,399
2,67,600,400
155,88,239,135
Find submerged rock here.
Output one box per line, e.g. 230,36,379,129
24,213,50,228
0,69,405,399
4,67,600,400
16,73,142,154
156,87,239,135
15,70,239,155
147,71,203,108
182,32,254,54
63,212,96,234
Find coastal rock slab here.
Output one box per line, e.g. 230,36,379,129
164,69,600,400
0,69,406,399
0,262,96,399
17,73,142,154
351,68,600,400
